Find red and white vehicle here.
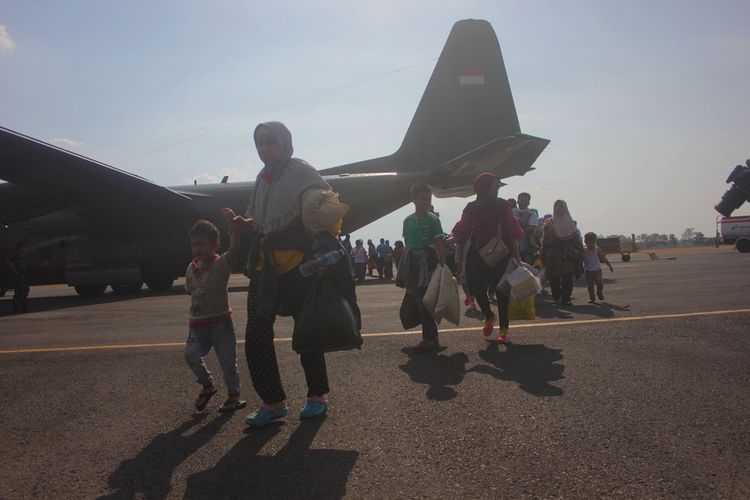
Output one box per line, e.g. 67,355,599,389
720,215,750,253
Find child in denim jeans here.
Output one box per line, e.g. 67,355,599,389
184,217,246,412
583,232,613,303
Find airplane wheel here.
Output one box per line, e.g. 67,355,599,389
145,277,174,292
736,238,750,253
74,284,107,297
111,282,143,294
621,254,631,262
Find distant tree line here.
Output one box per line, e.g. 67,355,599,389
595,230,711,248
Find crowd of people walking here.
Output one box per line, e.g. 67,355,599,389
68,120,612,429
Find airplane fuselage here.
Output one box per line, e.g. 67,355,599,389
0,172,418,291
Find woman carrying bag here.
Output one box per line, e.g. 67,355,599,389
449,172,524,343
226,121,357,428
540,200,584,307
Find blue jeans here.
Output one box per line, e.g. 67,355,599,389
184,318,241,394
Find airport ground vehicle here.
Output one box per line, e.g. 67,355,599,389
719,215,750,253
598,234,638,262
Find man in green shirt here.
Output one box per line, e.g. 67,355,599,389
401,183,445,352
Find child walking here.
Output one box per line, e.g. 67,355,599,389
184,217,246,412
583,232,614,303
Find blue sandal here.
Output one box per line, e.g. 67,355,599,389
244,404,288,427
299,397,328,419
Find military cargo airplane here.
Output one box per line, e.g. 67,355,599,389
0,19,548,297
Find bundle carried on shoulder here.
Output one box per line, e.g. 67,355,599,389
301,188,349,234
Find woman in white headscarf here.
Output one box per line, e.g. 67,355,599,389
540,200,584,306
225,122,349,427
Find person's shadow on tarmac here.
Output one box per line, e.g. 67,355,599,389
534,293,630,320
398,346,470,401
469,342,565,397
98,412,232,500
184,417,358,499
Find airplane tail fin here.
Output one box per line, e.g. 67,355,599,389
396,19,520,169
320,19,548,196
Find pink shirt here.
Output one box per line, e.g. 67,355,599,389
452,199,524,245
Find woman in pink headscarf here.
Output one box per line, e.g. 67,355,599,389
450,172,524,343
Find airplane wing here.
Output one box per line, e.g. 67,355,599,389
0,126,191,206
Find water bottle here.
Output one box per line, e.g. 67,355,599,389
299,249,346,277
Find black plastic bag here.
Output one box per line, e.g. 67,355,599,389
399,292,421,330
293,275,363,354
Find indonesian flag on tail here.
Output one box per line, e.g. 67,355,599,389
459,67,485,85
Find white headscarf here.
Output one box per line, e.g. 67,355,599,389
551,200,576,239
248,122,328,234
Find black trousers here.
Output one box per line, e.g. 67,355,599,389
245,270,329,404
467,247,510,329
549,272,574,302
12,283,29,313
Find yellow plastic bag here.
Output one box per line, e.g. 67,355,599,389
301,188,349,234
508,296,536,321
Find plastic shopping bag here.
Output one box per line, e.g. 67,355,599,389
293,276,363,353
435,265,460,326
422,264,443,317
497,258,520,296
400,292,421,330
507,265,542,301
536,267,546,286
508,295,536,321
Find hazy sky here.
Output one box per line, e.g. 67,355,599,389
1,1,748,242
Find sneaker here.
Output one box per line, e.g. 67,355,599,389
300,396,328,419
588,298,596,304
244,404,288,428
496,328,509,343
415,339,439,352
561,299,573,306
482,316,496,337
597,291,605,301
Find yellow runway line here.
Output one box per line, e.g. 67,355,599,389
1,307,749,355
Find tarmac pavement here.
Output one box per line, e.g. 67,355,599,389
0,250,748,498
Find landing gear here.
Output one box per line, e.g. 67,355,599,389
621,254,631,262
74,284,107,297
111,282,143,294
145,277,175,292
